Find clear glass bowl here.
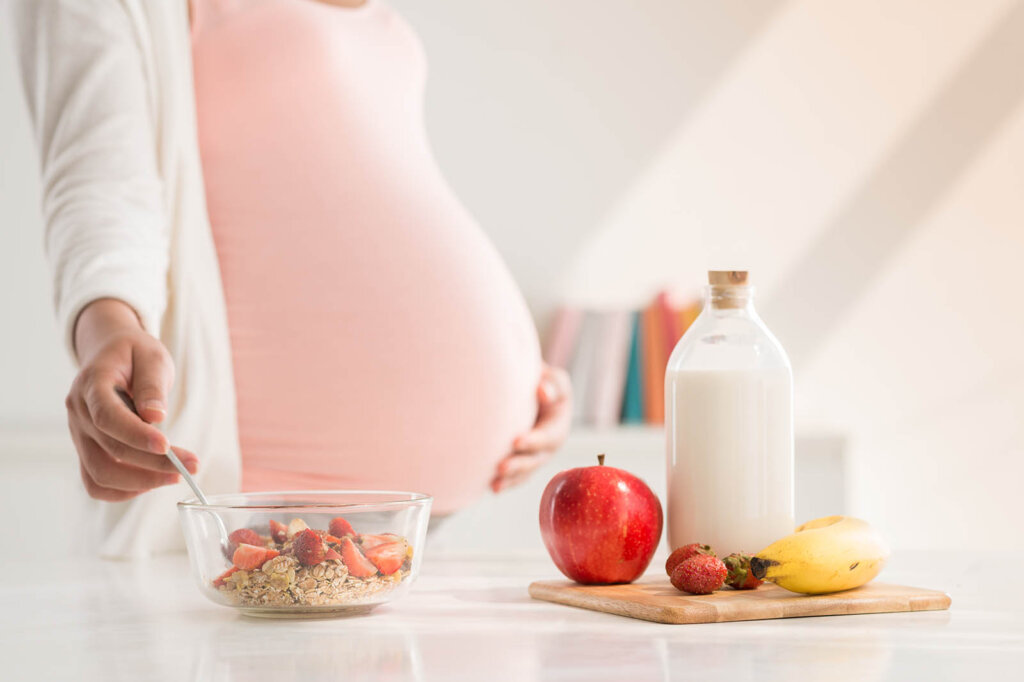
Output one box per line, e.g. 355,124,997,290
178,491,432,618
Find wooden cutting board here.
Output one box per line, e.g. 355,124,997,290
528,578,951,624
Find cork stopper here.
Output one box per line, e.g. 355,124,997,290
707,270,750,309
708,270,749,286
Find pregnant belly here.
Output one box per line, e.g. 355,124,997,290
215,178,541,514
192,0,541,511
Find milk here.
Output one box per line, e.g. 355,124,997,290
665,368,794,556
665,271,794,557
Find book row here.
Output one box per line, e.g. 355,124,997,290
543,292,702,427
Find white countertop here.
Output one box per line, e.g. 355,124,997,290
1,550,1020,681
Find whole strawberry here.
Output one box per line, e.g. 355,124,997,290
670,554,727,594
665,543,715,577
292,528,327,566
723,553,763,590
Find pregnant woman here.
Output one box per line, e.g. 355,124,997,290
11,0,570,557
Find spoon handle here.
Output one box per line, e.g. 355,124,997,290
162,445,209,505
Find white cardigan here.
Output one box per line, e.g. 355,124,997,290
10,0,241,557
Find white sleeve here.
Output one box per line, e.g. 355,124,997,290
8,0,169,362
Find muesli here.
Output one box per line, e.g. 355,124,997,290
212,516,413,608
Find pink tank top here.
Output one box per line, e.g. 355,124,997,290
190,0,541,513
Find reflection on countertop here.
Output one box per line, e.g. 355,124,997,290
0,550,1018,681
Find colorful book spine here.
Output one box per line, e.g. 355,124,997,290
550,291,698,427
587,310,634,428
543,307,584,370
568,310,600,424
657,290,682,358
620,311,645,424
641,301,666,423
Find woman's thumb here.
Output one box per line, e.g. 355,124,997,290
131,345,173,424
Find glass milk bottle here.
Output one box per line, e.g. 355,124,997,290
665,270,794,556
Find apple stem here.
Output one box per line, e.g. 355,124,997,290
598,454,605,466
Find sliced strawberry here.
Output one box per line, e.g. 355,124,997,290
358,533,401,550
364,541,407,576
269,519,288,544
340,536,378,577
232,543,273,571
324,534,342,544
324,548,342,561
329,517,355,538
228,528,263,551
213,566,239,587
292,528,327,567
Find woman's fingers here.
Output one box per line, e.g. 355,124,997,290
491,451,553,492
88,428,198,475
79,462,142,503
538,365,572,408
492,365,573,494
513,367,572,454
169,447,200,474
512,418,568,454
81,370,168,454
75,428,180,494
490,467,535,493
70,422,143,502
497,451,550,478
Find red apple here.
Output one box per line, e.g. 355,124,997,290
539,454,663,584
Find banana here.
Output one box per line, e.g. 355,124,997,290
750,515,889,594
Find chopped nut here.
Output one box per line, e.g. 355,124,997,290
286,518,309,539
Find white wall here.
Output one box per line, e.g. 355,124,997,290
1,0,1022,551
389,0,784,316
536,0,1024,549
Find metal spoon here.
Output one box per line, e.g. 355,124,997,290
115,388,232,554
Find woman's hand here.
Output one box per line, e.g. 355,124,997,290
66,299,198,501
491,365,572,493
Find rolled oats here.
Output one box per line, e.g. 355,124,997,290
211,518,413,609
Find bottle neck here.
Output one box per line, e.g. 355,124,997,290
704,284,756,314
